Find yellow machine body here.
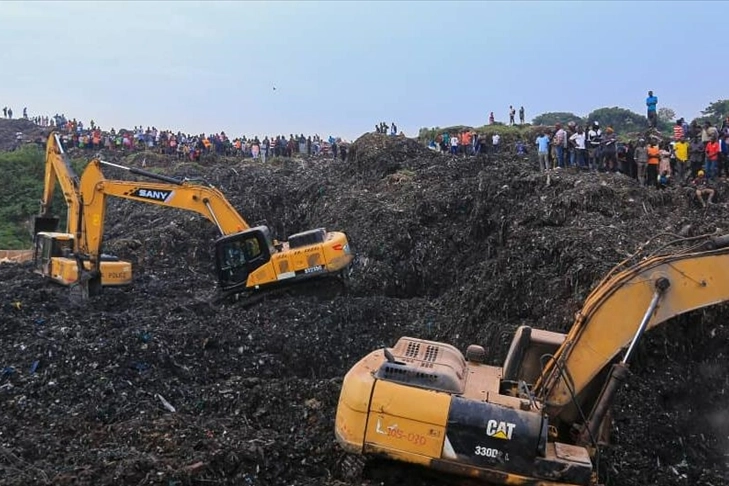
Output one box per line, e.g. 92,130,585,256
33,232,132,287
336,337,592,486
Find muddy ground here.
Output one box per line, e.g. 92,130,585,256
1,128,729,486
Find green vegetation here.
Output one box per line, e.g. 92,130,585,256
418,124,540,145
0,146,86,249
0,146,46,248
586,107,648,134
693,99,729,127
532,112,584,126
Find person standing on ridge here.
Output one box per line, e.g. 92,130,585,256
519,106,525,125
536,131,550,172
509,106,516,125
646,90,658,128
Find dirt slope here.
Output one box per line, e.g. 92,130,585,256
1,133,728,485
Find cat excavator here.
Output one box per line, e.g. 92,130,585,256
34,132,353,299
335,234,729,485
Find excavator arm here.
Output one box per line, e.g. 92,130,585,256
535,236,729,427
77,159,250,259
35,132,81,234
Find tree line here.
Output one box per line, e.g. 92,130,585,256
532,100,729,135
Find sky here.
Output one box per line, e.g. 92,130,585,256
0,1,726,140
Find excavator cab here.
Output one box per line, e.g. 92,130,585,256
215,226,274,291
33,232,74,278
33,216,60,235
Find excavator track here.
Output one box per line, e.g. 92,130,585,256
342,456,496,486
205,272,349,310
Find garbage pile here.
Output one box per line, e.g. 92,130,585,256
1,132,728,485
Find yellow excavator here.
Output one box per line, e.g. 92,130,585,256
335,234,729,485
33,132,133,290
34,132,354,298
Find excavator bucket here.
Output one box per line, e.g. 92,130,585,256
33,216,59,235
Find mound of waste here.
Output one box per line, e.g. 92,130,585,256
1,138,729,486
0,118,48,151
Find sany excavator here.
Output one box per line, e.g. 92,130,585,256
34,132,353,299
335,234,729,485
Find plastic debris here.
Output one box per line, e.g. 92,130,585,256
156,393,176,413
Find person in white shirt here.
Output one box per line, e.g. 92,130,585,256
492,133,501,153
569,126,587,169
450,135,459,155
587,122,602,170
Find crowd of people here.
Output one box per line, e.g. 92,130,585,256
5,100,729,208
427,113,729,208
2,107,349,162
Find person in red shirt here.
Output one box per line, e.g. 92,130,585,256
705,137,721,180
673,120,684,141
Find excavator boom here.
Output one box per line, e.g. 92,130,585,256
35,132,80,234
534,237,729,421
78,159,250,255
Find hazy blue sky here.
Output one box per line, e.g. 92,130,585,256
1,1,725,140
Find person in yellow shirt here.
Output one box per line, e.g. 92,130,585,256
674,137,689,183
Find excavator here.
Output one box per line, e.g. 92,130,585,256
335,234,729,485
33,132,133,291
34,132,354,299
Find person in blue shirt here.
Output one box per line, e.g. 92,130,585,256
646,90,658,128
535,132,550,172
516,140,527,156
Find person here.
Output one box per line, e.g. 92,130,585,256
450,134,459,155
674,136,689,182
657,170,670,189
646,140,660,188
658,143,672,176
509,106,516,125
553,123,567,168
601,127,617,172
705,136,721,180
721,134,729,179
488,112,495,125
587,121,602,170
569,126,587,169
515,140,526,156
673,119,684,141
536,132,550,172
225,241,246,268
689,136,705,177
691,170,714,207
646,90,658,128
519,106,525,125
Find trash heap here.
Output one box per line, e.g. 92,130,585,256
1,132,728,485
